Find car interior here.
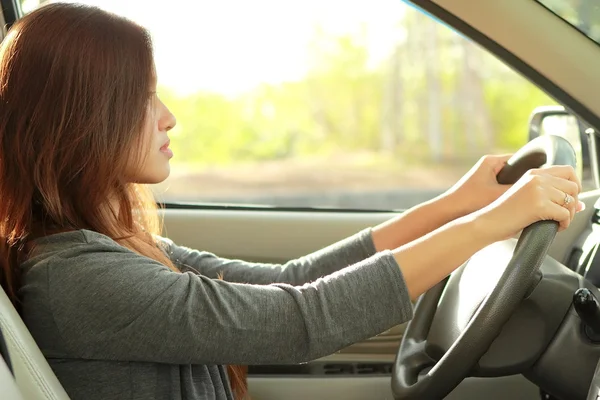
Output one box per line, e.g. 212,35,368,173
0,327,24,400
2,0,600,399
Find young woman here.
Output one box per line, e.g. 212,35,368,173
0,3,584,400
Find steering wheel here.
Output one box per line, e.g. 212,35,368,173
392,135,577,399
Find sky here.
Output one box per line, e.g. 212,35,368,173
22,0,408,96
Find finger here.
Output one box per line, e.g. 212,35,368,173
545,201,572,232
544,175,580,198
489,154,513,174
532,165,582,193
493,154,513,162
548,186,577,222
546,176,580,220
529,174,579,219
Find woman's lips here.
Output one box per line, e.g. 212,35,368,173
160,140,173,158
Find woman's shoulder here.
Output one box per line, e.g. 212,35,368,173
22,229,166,277
27,229,127,260
33,228,120,246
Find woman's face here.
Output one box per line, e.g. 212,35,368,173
128,88,177,184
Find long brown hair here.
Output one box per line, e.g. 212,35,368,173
0,3,247,398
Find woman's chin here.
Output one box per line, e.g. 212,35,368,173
133,166,171,185
151,169,171,184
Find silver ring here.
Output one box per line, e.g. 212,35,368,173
563,193,574,207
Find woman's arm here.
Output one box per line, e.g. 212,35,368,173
392,211,489,299
171,153,508,285
372,153,515,251
158,228,377,286
44,235,414,366
371,193,460,252
43,218,494,366
159,194,459,286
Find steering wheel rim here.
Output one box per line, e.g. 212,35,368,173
391,135,577,399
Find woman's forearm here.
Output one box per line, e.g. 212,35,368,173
392,212,494,300
371,193,464,252
160,229,376,285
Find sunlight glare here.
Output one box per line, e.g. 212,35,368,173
49,0,406,96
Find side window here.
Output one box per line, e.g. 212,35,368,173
20,0,559,210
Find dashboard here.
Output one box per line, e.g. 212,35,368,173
569,198,600,285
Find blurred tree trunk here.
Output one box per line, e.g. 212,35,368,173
458,39,494,156
459,39,477,156
448,33,463,157
425,19,443,162
380,44,404,153
469,41,494,153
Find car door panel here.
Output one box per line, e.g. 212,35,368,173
248,376,539,400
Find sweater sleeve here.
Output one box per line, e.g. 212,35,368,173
46,235,413,366
158,228,378,285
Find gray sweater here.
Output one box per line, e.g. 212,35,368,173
19,229,413,399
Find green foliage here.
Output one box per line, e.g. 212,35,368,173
160,14,557,168
485,81,558,149
16,0,584,169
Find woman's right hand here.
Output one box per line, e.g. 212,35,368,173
476,165,584,241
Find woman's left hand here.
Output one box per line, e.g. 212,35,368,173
373,154,513,252
444,154,513,216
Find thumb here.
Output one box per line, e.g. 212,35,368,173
491,154,513,175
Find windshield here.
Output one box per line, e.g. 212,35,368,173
537,0,600,44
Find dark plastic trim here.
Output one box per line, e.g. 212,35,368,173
248,362,393,377
160,202,399,213
0,0,19,29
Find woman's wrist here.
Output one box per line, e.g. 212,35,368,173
392,212,496,299
372,192,467,252
439,190,477,220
